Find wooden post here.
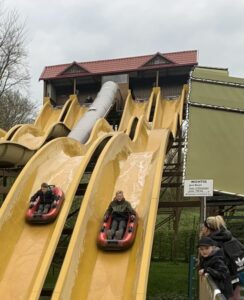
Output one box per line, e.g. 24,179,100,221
73,78,77,94
156,71,159,87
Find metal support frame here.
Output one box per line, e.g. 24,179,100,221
0,168,22,204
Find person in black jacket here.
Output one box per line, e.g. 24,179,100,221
200,215,240,300
29,182,58,214
104,190,136,240
198,237,233,299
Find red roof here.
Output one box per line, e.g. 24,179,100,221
39,50,198,80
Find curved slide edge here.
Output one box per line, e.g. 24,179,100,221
1,97,63,141
9,96,73,143
152,85,187,137
119,88,159,132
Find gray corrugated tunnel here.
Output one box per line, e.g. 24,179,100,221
68,81,118,143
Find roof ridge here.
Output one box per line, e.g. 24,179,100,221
43,55,152,69
43,50,197,69
45,62,71,69
79,53,153,65
164,49,197,55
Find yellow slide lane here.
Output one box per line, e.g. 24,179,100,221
51,119,170,300
152,85,187,137
51,88,184,300
119,88,160,132
0,119,113,300
62,95,88,130
2,97,63,141
0,95,87,166
0,129,6,138
9,95,86,148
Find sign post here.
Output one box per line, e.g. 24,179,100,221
184,179,213,223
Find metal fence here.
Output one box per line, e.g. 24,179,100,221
199,274,226,300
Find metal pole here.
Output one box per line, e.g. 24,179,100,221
203,196,206,221
156,71,159,87
73,78,77,94
188,255,195,300
200,196,207,224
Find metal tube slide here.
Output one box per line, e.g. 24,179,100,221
68,81,118,143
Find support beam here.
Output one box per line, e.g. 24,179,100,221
158,201,200,208
0,169,21,177
0,186,10,194
161,182,182,188
163,171,182,177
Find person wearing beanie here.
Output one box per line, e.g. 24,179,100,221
198,237,233,299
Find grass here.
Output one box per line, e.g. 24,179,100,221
147,261,189,300
148,208,199,299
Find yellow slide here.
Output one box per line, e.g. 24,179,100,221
2,97,68,141
0,128,6,138
9,95,87,148
119,88,160,131
0,118,113,300
0,87,185,299
51,89,185,300
0,95,87,166
152,85,187,135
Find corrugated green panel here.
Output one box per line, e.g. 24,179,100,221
193,67,229,79
192,67,244,85
185,106,244,195
190,81,244,109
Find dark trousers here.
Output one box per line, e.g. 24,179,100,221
37,203,51,214
107,219,126,240
228,284,240,300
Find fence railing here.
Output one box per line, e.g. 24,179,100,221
199,273,226,300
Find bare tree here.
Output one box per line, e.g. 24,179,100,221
0,2,30,98
0,90,37,130
0,2,37,130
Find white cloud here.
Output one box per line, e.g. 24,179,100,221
4,0,244,103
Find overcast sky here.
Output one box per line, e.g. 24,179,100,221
5,0,244,105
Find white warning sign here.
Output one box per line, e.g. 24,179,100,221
184,179,213,197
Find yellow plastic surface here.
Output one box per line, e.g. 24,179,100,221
0,96,87,166
119,88,160,132
0,86,185,299
152,85,187,137
0,128,6,138
0,119,113,300
2,97,62,141
51,88,184,300
9,95,86,148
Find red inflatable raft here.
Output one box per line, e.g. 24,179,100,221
25,186,64,224
97,213,138,251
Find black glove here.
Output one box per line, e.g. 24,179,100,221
52,201,57,208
